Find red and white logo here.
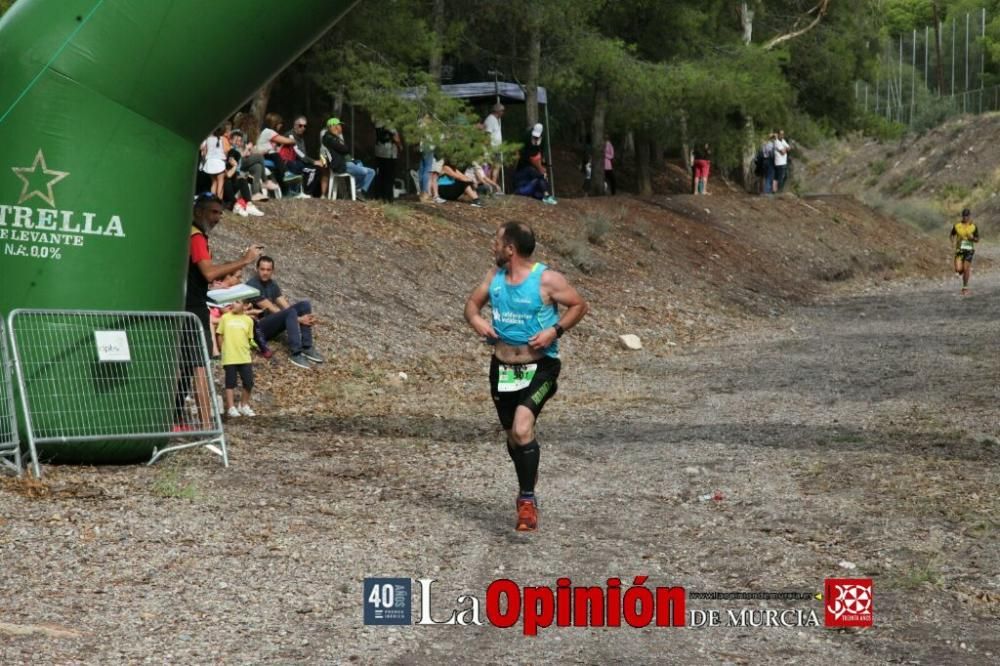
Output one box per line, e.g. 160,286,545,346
824,578,873,627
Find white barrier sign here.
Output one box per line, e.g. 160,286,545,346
94,330,130,362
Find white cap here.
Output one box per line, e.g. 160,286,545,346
531,123,543,138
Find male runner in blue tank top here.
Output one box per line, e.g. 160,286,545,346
465,221,589,531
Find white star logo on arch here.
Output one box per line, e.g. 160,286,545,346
11,149,69,207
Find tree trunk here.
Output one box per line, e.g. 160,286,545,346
525,15,541,127
622,131,635,157
248,79,276,140
742,113,756,193
589,83,609,196
739,2,754,44
429,0,445,82
332,86,345,118
636,138,652,196
679,109,691,171
761,0,829,51
932,2,945,95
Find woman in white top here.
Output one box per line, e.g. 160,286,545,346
254,112,297,189
200,127,227,199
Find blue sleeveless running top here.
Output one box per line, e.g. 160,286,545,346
489,262,559,358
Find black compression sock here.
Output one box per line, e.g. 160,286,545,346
506,439,517,464
511,439,540,496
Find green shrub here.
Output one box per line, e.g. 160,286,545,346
892,175,923,197
553,237,601,274
152,466,199,499
934,183,970,203
860,192,943,233
374,201,412,223
785,110,831,148
858,113,906,142
911,96,958,135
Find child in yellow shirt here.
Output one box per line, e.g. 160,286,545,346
217,300,258,417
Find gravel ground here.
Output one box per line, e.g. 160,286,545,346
1,216,998,664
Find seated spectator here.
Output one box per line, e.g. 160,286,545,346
283,115,322,197
200,127,227,200
321,117,375,199
438,161,484,207
254,112,297,195
233,112,272,199
247,255,324,369
514,123,556,205
466,161,501,196
224,130,265,217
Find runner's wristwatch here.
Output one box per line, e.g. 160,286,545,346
554,324,565,338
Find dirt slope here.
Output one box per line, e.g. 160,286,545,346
800,113,1000,229
209,193,940,364
200,192,944,427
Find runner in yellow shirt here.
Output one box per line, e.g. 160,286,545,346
950,208,980,296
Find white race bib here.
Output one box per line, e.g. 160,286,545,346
960,240,974,250
497,363,536,392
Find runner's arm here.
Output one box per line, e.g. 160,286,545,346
528,270,588,350
464,269,499,339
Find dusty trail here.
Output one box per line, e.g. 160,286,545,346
387,267,1000,664
2,267,998,664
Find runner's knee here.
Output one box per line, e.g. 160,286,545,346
510,412,535,444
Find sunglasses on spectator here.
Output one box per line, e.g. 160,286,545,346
295,123,307,128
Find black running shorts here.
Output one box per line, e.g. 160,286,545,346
489,355,560,430
955,248,975,262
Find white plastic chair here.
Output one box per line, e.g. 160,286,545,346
321,145,356,200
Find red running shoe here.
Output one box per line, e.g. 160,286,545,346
515,497,538,532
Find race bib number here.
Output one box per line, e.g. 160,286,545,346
960,240,974,250
497,364,536,392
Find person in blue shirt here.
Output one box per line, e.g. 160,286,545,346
464,221,588,531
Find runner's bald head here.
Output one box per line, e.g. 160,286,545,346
499,221,536,257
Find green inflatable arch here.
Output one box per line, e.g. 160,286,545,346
0,0,355,463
